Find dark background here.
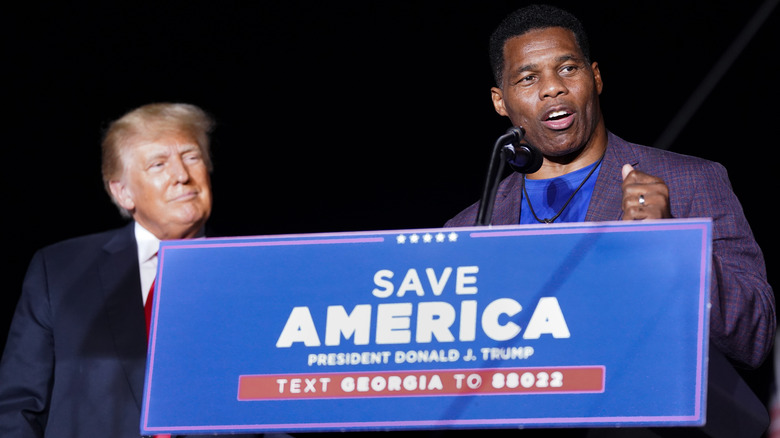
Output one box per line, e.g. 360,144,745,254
3,0,778,418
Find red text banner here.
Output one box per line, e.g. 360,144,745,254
238,366,605,400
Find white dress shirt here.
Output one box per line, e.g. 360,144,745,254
134,222,160,306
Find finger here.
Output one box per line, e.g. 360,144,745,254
624,170,654,185
623,190,661,209
623,192,670,220
622,191,644,212
622,207,648,221
621,164,633,180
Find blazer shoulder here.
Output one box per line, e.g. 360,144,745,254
36,223,136,264
607,133,726,179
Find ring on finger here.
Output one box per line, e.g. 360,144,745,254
638,194,646,206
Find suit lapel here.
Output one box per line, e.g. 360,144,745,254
585,133,639,222
490,172,523,225
98,223,147,409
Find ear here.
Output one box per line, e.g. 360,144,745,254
491,87,508,116
591,62,603,95
108,180,136,212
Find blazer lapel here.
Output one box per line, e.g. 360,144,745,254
98,223,147,409
585,133,639,222
490,172,524,225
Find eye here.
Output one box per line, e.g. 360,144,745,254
183,152,203,163
516,74,536,86
560,64,579,76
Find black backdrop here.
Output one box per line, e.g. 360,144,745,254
3,0,778,414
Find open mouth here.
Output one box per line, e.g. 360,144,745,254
546,110,571,121
543,109,574,129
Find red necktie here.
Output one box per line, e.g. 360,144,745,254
144,279,171,438
145,279,155,341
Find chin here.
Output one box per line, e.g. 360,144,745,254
171,211,209,229
545,135,586,153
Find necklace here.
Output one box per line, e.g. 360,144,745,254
522,154,605,224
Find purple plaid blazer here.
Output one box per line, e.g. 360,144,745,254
445,132,775,369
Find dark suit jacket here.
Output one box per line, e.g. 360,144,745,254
0,223,273,438
445,132,775,369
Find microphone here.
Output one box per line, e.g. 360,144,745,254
501,129,543,174
475,126,543,226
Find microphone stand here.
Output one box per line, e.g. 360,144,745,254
474,127,542,226
475,128,521,226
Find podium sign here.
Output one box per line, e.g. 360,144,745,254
141,219,711,435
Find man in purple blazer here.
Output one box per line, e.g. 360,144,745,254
0,103,277,438
444,5,775,373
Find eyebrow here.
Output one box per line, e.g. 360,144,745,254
514,54,584,73
179,144,201,153
142,143,200,161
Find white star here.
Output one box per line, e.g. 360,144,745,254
409,234,420,243
423,233,433,243
448,232,458,242
396,234,407,244
435,232,445,242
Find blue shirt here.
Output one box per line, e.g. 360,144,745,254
519,159,603,224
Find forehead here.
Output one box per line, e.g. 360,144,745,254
503,27,582,66
121,129,201,158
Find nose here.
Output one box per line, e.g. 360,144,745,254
539,74,567,100
168,156,191,183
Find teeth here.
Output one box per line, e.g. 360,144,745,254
548,110,568,119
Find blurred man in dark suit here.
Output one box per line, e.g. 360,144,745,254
0,103,276,438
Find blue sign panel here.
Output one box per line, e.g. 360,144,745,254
141,219,711,435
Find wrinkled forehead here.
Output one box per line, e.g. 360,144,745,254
118,128,202,163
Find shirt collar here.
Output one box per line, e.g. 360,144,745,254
134,222,161,264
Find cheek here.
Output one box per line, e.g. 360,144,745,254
505,94,536,120
149,178,170,196
201,184,213,204
194,170,213,203
574,85,598,108
133,177,170,203
195,170,212,192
